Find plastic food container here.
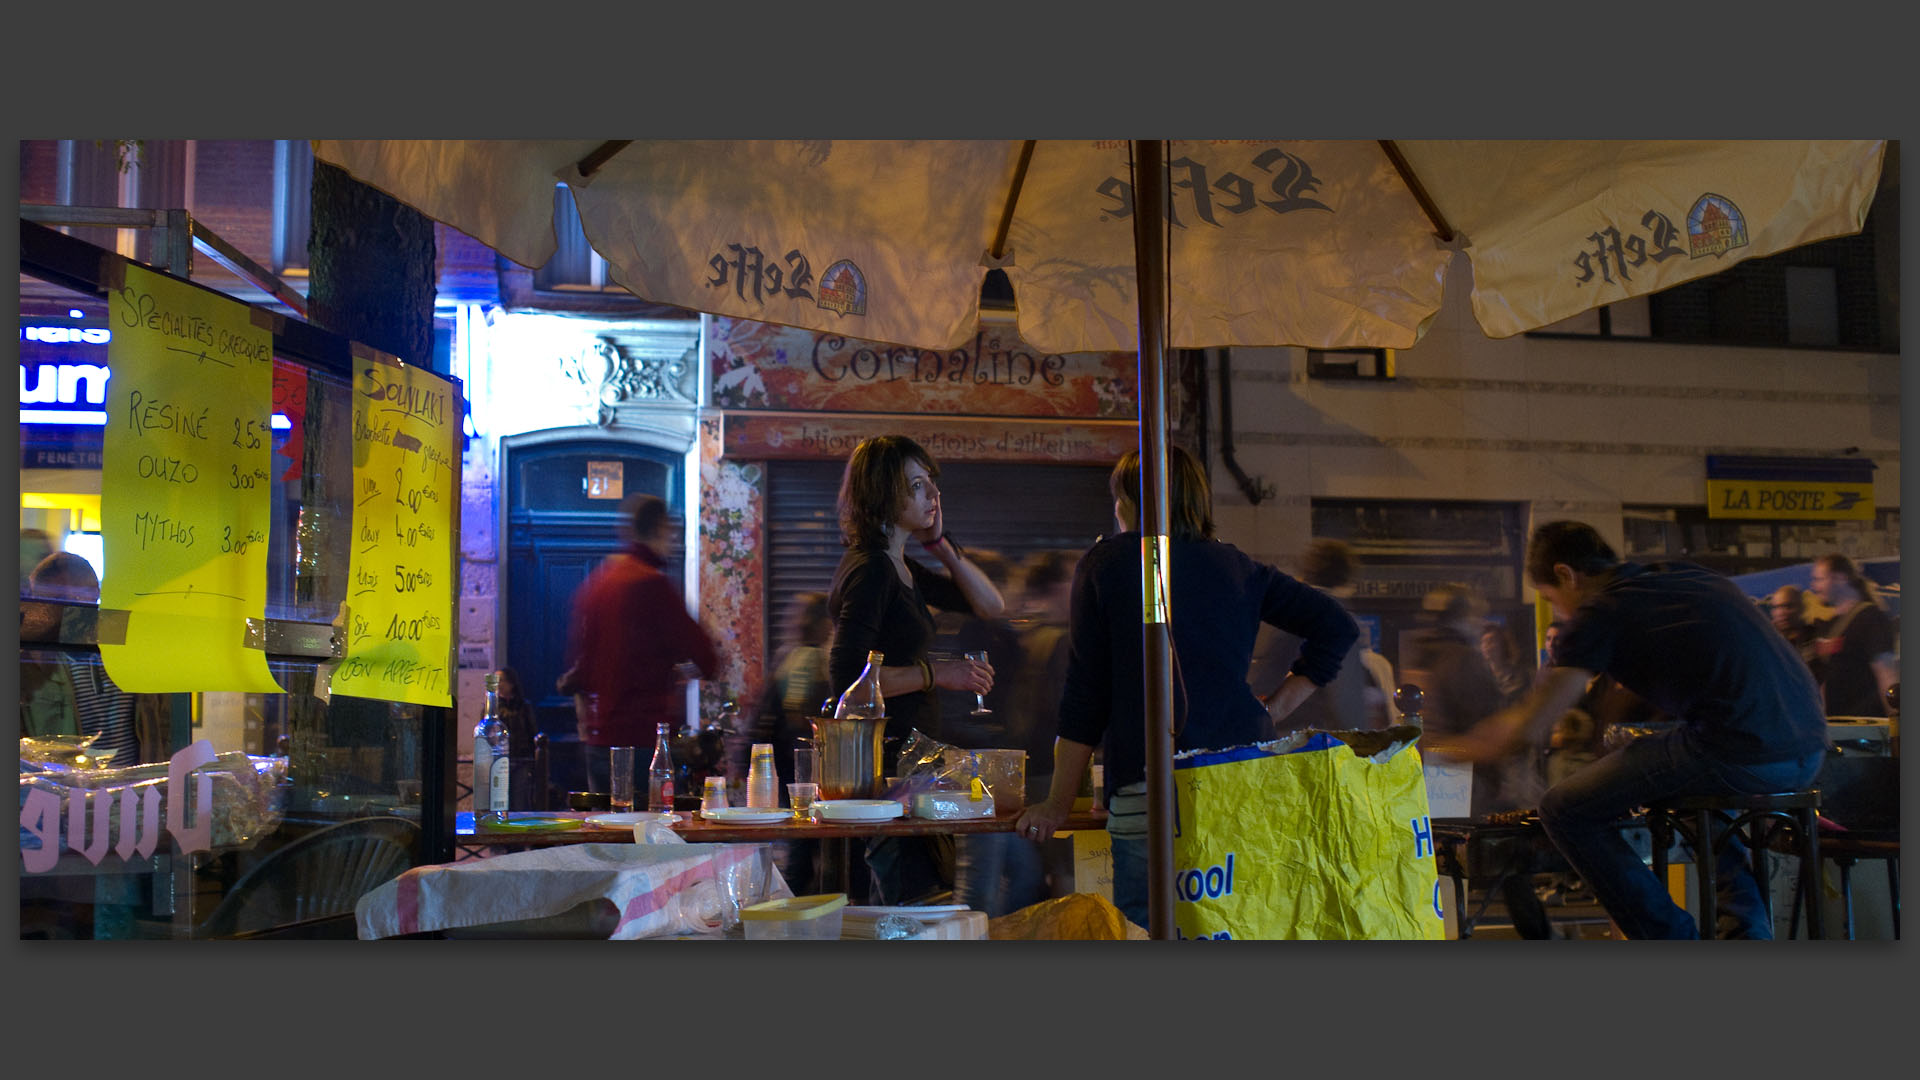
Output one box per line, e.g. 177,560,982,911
956,749,1027,813
741,893,849,940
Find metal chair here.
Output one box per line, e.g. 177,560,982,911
196,816,421,938
1648,790,1823,940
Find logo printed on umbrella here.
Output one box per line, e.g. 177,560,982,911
815,260,868,318
1686,194,1749,259
707,244,817,307
1572,210,1688,287
1095,148,1333,229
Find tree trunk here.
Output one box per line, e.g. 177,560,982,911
307,159,437,365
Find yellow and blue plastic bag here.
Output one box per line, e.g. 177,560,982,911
1171,730,1444,940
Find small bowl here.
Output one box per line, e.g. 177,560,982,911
567,791,611,812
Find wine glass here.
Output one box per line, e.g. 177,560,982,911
965,650,992,715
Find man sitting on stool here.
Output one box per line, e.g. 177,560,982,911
1432,521,1830,939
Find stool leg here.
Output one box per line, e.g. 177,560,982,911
1888,858,1899,940
1749,815,1772,929
1454,874,1470,940
1838,858,1856,940
1696,809,1718,939
1787,870,1805,940
1800,808,1824,940
1652,813,1671,898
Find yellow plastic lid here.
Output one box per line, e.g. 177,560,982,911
740,893,849,921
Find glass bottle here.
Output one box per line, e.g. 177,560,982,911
648,721,676,812
475,672,511,824
833,650,886,720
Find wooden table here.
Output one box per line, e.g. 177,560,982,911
456,808,1107,846
455,808,1110,894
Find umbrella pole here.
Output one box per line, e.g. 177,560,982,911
1129,139,1176,940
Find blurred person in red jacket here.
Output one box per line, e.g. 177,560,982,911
563,494,719,796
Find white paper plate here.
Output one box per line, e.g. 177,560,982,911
700,807,793,825
584,812,677,828
814,799,905,823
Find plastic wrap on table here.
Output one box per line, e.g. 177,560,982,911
881,728,973,807
1229,724,1424,764
19,739,289,861
912,788,996,820
19,733,115,770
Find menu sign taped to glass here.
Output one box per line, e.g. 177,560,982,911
328,348,455,707
99,262,283,693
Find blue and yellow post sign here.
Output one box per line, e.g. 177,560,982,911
1706,455,1876,522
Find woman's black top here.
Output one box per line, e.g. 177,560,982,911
827,545,975,748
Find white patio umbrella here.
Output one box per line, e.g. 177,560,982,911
314,138,1885,937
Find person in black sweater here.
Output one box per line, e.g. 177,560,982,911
826,435,1003,904
1013,445,1358,929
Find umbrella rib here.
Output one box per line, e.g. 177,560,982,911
988,140,1038,260
574,141,634,180
1377,140,1455,243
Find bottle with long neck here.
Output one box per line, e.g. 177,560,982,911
833,650,886,720
475,673,511,824
647,721,676,812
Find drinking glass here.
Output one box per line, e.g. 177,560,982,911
965,651,992,715
793,748,815,786
609,746,636,812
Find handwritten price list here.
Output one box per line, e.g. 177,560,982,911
99,264,283,693
328,353,456,707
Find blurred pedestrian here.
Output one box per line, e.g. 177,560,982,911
491,667,540,807
1809,554,1897,717
954,550,1078,915
1250,538,1383,731
1480,621,1531,706
1406,584,1550,938
1767,584,1822,670
19,552,138,766
562,494,720,797
755,592,832,894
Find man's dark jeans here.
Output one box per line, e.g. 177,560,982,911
1539,728,1823,939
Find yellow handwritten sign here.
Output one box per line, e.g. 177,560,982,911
99,264,283,693
329,351,456,707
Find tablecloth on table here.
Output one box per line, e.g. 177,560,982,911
354,843,786,940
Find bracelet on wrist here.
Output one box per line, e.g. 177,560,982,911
917,659,935,692
922,531,958,554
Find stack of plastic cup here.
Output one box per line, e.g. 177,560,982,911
747,743,777,808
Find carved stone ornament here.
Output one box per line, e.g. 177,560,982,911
560,336,696,426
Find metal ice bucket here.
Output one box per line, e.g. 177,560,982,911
810,715,886,799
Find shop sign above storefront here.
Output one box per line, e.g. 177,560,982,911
1705,454,1876,522
708,316,1137,419
721,412,1138,465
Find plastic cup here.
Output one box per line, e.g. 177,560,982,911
610,747,636,812
702,775,729,816
793,748,815,786
787,782,818,817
